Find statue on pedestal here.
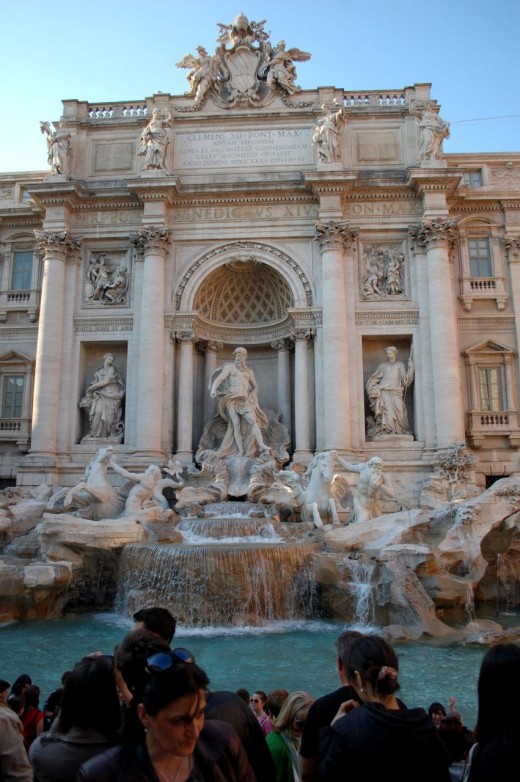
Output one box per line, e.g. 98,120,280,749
80,354,125,442
40,121,71,175
366,346,414,437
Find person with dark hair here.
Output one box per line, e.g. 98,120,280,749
29,656,121,782
466,642,520,782
428,701,447,728
205,689,277,780
300,630,363,782
133,606,177,644
21,685,44,750
266,689,289,720
114,628,172,706
7,694,25,719
10,674,32,698
77,649,255,781
235,688,250,705
318,634,452,782
250,690,272,735
42,670,70,731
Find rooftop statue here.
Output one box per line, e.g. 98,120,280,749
40,120,71,175
138,108,172,170
410,101,450,163
312,100,347,163
175,14,311,108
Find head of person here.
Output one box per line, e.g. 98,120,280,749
115,628,172,703
7,694,25,716
336,629,363,685
271,691,313,739
11,674,31,696
385,346,398,363
56,656,121,738
127,653,209,756
250,690,267,716
23,684,41,710
428,701,447,727
233,347,247,366
367,456,384,473
0,679,9,702
474,642,520,743
438,714,466,762
345,634,400,702
266,689,289,720
235,688,250,705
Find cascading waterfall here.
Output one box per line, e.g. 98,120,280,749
116,534,320,627
339,557,376,625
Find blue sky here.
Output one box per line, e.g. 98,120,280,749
2,0,518,173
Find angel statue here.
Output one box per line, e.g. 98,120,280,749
265,40,311,95
40,120,71,175
176,46,221,105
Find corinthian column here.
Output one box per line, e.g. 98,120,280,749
130,226,169,456
201,340,222,424
505,236,520,367
315,221,357,450
30,231,81,458
176,330,197,463
291,329,314,460
410,219,464,446
271,338,293,432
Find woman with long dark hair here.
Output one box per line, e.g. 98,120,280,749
466,642,520,782
318,634,451,782
77,646,255,781
29,655,122,781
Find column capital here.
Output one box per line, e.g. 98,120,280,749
315,220,358,252
197,339,223,354
175,330,197,344
409,218,458,250
504,234,520,260
130,225,170,256
34,230,82,259
291,327,316,342
271,338,294,351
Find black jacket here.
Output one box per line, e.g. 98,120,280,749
318,702,452,782
76,719,255,782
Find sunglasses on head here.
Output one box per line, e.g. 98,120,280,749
145,648,195,674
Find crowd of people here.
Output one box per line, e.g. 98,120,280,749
1,605,519,782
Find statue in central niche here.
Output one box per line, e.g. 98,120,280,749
209,346,269,458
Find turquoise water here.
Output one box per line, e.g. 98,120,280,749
0,611,506,729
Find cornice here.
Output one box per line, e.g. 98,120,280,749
407,167,462,195
304,172,357,196
344,189,418,201
457,315,514,327
0,327,39,338
447,200,503,213
73,316,134,332
355,310,419,325
171,191,315,208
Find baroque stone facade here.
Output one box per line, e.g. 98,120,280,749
0,12,519,497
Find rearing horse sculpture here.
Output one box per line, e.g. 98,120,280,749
283,450,351,527
47,446,125,520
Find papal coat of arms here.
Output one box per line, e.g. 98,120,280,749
176,12,311,109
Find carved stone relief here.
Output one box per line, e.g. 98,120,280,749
84,251,130,307
359,242,408,300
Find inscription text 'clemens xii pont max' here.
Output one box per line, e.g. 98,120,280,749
175,129,313,169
